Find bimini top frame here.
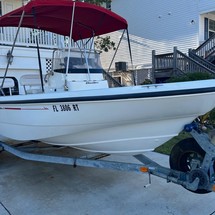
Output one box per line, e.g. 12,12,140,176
0,0,128,41
0,0,132,91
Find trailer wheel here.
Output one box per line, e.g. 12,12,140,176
169,138,210,194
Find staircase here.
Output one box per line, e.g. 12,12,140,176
192,34,215,63
103,70,123,87
152,35,215,82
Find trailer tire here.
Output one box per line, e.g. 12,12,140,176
169,138,210,194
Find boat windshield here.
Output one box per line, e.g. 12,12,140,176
53,50,104,74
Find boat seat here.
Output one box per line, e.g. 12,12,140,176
0,78,15,96
20,75,43,94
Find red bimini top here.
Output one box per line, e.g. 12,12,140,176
0,0,128,41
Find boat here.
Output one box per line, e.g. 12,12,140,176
0,0,215,153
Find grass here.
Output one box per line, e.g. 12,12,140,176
154,131,191,155
153,73,215,155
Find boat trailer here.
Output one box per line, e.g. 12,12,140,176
0,124,214,194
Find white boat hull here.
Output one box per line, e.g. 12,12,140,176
0,80,215,153
1,1,214,154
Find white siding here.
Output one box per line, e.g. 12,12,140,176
102,0,202,68
100,31,167,69
198,1,215,42
1,0,22,15
198,0,215,14
112,0,199,49
199,13,215,42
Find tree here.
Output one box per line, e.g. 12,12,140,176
83,0,115,52
83,0,111,6
94,36,116,52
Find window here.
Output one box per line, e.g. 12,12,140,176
209,19,215,38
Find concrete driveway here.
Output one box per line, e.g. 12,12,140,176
0,147,214,215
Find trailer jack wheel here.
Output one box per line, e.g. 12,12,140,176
169,138,211,194
189,169,209,189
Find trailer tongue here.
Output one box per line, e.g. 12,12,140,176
1,123,214,194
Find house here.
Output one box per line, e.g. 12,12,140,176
1,1,215,87
0,0,102,94
0,0,59,93
99,0,215,83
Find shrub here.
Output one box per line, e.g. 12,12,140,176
166,72,214,83
140,79,153,85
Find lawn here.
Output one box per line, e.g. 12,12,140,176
154,131,191,155
152,73,215,155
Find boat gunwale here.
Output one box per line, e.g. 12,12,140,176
0,86,215,105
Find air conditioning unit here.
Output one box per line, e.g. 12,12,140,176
115,61,128,72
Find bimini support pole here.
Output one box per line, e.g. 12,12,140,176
81,38,92,82
33,8,44,93
107,29,126,73
126,29,135,85
75,26,95,82
0,10,25,95
65,0,76,90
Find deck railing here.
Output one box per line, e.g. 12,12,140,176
188,49,215,72
103,70,122,87
152,47,215,77
193,34,215,59
0,27,60,47
0,27,93,49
